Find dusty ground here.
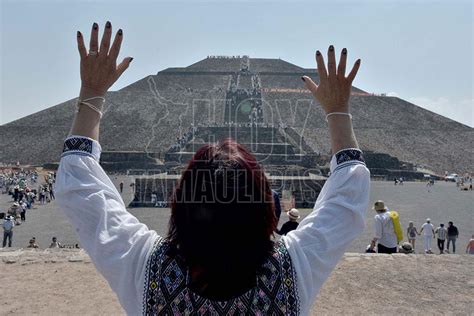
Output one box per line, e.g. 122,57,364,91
0,250,472,315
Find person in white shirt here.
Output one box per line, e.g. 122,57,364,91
420,218,435,254
55,22,369,315
369,200,398,253
20,200,27,221
434,223,448,254
49,236,62,249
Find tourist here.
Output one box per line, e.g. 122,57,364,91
15,214,22,226
20,200,27,221
426,179,434,191
2,215,14,247
8,202,20,217
369,200,398,254
420,218,435,254
398,242,414,254
27,237,39,248
26,189,35,209
119,181,124,193
45,186,51,203
150,192,157,206
276,208,300,236
434,223,448,254
446,221,459,253
39,186,46,205
49,184,55,200
466,234,474,255
13,185,19,201
272,190,282,221
55,24,367,314
407,221,420,250
49,237,61,248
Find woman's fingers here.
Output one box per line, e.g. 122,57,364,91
306,46,361,113
79,22,131,94
99,21,112,56
116,57,133,78
337,48,347,78
347,59,361,83
77,31,87,59
109,29,123,61
327,45,337,78
89,22,99,55
301,75,318,95
315,50,328,83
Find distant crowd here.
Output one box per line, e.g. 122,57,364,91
25,236,79,249
2,168,472,255
368,200,473,255
1,169,68,248
196,121,288,129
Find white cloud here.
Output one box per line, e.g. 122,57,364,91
407,96,474,127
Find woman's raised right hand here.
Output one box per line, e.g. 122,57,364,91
77,22,133,97
302,46,360,114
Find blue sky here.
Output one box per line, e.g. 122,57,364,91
1,0,472,126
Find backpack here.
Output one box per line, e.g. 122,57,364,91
389,211,403,244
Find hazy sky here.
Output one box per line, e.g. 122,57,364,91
1,0,472,126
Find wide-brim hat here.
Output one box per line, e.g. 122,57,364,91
288,208,300,220
373,200,388,212
12,202,19,207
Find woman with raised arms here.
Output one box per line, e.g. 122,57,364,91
56,22,369,315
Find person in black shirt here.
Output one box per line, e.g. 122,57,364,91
277,208,300,236
447,221,459,253
272,190,282,221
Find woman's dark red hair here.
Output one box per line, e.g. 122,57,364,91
168,138,277,299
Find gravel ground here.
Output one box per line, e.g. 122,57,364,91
1,178,472,254
0,250,472,315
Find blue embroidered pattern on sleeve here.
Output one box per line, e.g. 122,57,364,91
336,149,365,165
62,137,93,156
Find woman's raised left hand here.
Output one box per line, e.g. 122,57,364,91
77,21,133,97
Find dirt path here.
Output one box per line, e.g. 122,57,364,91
0,250,472,315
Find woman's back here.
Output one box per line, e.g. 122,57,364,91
408,226,417,238
144,239,299,314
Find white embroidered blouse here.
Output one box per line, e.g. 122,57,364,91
55,135,370,315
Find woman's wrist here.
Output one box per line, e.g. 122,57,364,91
327,113,358,154
79,86,106,100
69,87,105,141
325,111,352,122
323,104,349,114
